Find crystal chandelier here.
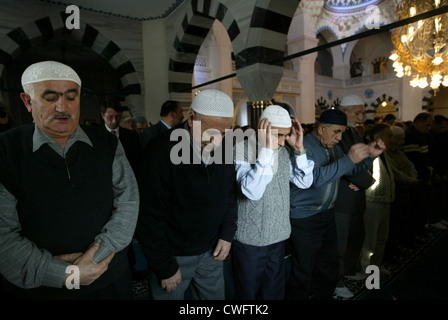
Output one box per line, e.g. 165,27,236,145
389,0,448,90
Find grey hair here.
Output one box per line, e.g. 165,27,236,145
134,115,148,124
315,121,333,128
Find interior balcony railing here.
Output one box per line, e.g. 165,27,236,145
315,71,398,88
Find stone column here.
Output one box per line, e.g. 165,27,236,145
400,78,424,121
234,54,284,127
332,64,351,81
198,21,234,98
142,19,170,125
287,10,319,124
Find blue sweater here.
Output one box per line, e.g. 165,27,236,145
290,133,373,219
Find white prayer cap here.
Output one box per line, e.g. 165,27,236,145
21,61,81,87
340,95,364,107
259,105,292,128
191,89,234,118
391,125,404,136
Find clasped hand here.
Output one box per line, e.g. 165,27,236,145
56,242,115,287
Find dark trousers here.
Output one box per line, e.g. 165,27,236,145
3,265,133,300
409,183,431,234
335,211,365,284
429,177,446,224
288,209,339,300
232,240,285,300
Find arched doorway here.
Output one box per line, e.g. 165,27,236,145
0,14,143,126
375,100,398,120
2,32,122,126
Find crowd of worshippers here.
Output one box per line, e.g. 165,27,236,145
0,61,447,301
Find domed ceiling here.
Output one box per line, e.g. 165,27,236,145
324,0,385,13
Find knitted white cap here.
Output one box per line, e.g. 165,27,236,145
21,61,81,87
259,105,292,128
191,89,234,118
340,95,364,107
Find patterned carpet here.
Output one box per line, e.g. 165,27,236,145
349,227,445,300
131,227,445,300
132,275,150,300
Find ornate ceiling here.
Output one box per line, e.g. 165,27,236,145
37,0,393,20
324,0,384,13
34,0,185,20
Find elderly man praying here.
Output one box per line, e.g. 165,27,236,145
0,61,139,300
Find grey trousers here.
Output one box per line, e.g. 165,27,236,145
359,201,391,272
149,250,225,300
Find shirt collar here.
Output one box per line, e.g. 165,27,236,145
161,119,171,129
105,125,120,133
33,124,93,153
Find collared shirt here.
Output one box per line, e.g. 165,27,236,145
235,145,314,201
160,119,171,129
105,125,120,137
0,124,139,289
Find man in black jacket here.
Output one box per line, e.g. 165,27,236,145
100,99,141,175
136,89,237,300
333,95,375,299
403,113,447,232
140,100,184,152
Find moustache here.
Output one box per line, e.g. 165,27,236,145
50,112,74,120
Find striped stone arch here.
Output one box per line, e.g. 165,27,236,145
0,12,142,116
366,93,399,115
168,0,298,101
168,0,241,95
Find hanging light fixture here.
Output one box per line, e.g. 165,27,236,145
389,0,448,91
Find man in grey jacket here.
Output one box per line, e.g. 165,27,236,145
288,109,384,300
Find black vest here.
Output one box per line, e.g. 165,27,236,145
0,124,129,299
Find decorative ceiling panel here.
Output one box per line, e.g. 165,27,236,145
324,0,383,13
36,0,185,20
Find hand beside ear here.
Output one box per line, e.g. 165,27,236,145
257,118,272,150
287,119,305,152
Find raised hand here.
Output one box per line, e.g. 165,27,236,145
286,119,305,152
257,118,273,150
348,143,370,164
368,139,385,158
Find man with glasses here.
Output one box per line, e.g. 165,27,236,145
0,61,139,300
